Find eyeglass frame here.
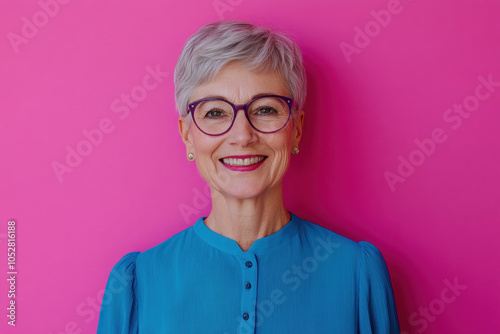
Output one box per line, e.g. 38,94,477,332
186,94,297,136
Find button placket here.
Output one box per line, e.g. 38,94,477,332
239,252,258,334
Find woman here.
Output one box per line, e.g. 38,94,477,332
97,20,400,333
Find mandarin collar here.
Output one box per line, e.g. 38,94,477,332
193,211,300,256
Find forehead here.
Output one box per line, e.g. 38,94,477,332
190,61,289,103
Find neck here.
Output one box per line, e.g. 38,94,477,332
204,183,291,252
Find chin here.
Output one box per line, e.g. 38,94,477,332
222,185,267,199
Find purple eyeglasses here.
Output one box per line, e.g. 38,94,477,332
187,94,297,136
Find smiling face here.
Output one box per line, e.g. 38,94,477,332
178,60,304,201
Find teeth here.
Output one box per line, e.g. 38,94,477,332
222,156,265,166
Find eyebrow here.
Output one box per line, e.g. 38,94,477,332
199,93,279,102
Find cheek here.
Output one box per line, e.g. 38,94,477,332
192,134,220,172
193,153,219,186
270,137,292,173
273,130,292,155
275,150,291,169
195,148,215,171
192,131,213,155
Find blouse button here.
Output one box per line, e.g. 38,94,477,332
245,261,253,268
245,282,252,289
242,312,249,320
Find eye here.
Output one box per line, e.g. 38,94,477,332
205,109,225,118
256,106,278,115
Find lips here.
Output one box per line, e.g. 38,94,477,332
219,155,268,167
220,155,267,160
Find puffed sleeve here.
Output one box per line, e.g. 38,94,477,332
357,241,400,334
97,252,140,334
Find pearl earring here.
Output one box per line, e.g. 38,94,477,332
293,146,299,154
187,153,194,161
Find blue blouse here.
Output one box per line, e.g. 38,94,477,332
97,212,400,333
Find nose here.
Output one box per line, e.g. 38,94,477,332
226,107,257,145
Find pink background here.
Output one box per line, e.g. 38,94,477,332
1,0,499,333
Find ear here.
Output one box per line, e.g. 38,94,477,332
178,115,194,155
292,109,305,148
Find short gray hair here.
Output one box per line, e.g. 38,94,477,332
174,20,307,122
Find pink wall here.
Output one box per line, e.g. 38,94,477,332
1,0,499,333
